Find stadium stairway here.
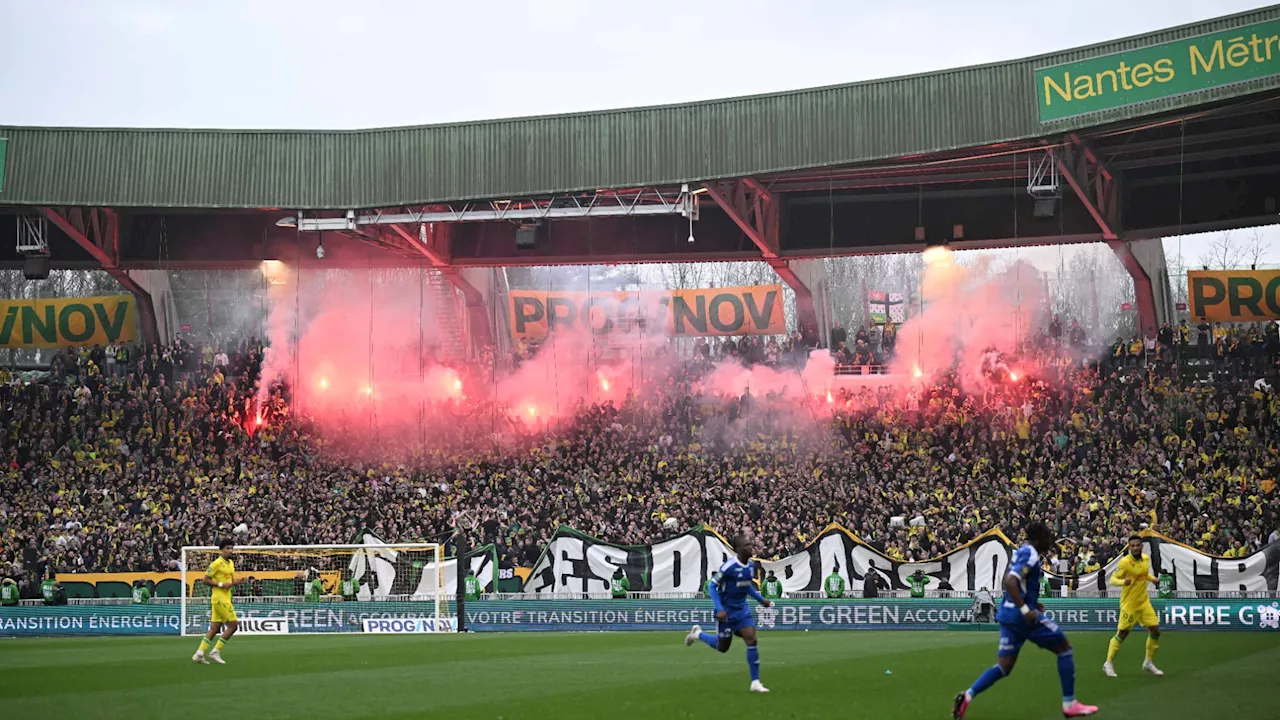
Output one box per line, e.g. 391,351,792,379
428,269,468,361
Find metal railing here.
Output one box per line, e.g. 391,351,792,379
833,364,889,376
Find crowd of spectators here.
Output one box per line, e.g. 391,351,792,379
2,320,1278,597
507,330,816,371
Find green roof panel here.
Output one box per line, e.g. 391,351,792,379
0,5,1277,209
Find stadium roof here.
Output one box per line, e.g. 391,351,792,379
1,5,1278,210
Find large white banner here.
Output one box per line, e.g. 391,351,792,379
349,534,495,599
521,525,1280,595
1075,537,1280,594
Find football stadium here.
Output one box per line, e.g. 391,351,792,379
3,5,1280,719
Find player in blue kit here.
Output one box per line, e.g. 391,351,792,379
684,534,773,693
954,521,1098,719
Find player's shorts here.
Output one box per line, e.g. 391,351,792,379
997,617,1067,657
211,599,238,623
717,611,756,639
1118,603,1159,631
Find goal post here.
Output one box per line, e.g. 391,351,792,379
180,543,451,636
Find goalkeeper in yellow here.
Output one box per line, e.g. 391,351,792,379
192,539,251,665
1103,535,1163,677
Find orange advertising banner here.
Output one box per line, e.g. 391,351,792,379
509,285,787,339
1187,270,1280,322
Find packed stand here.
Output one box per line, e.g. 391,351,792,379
2,322,1279,599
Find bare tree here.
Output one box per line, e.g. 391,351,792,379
1244,229,1270,268
822,257,859,328
655,263,707,291
821,253,927,329
1164,245,1189,309
1051,248,1087,324
1198,231,1246,270
700,262,797,330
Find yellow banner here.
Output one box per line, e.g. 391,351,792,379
57,571,183,586
58,570,340,593
0,295,137,349
509,285,787,339
1187,270,1280,322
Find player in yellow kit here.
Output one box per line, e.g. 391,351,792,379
1103,535,1163,677
192,539,251,665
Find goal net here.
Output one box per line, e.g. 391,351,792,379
180,543,450,636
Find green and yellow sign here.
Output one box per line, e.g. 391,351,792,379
1187,269,1280,322
1036,19,1280,122
509,284,786,340
0,295,137,349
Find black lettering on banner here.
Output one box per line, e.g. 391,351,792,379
513,297,545,335
671,296,707,335
1193,556,1219,592
59,304,95,343
584,543,627,593
581,297,613,334
778,557,800,583
0,306,17,344
842,535,864,584
546,297,577,333
961,538,1008,593
743,290,777,331
708,293,744,333
703,536,733,583
1261,542,1280,592
526,548,553,592
649,534,704,593
467,550,496,593
1228,277,1264,318
519,525,1278,596
617,296,642,331
1190,277,1225,317
21,305,56,345
1147,541,1164,590
95,301,132,342
760,542,815,592
557,538,590,592
1267,276,1280,318
626,548,649,588
815,533,853,590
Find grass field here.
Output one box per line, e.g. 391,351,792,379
2,631,1278,719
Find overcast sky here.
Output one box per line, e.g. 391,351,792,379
0,0,1274,267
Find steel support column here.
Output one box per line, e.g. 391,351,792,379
702,180,818,338
387,223,493,351
767,259,819,340
40,207,160,345
1055,138,1158,337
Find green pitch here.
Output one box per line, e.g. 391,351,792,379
1,631,1277,719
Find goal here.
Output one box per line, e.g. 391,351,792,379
180,543,451,636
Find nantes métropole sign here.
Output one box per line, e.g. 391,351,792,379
1036,18,1280,122
0,295,138,349
509,285,787,340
